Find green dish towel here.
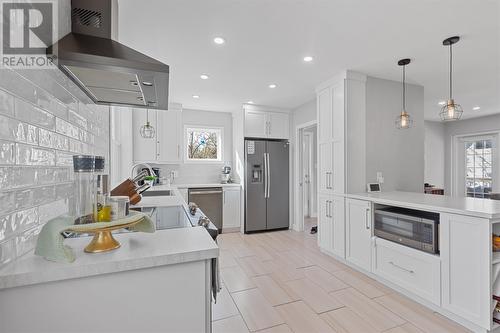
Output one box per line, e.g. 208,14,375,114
34,211,155,263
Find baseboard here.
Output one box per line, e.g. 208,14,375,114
221,227,240,233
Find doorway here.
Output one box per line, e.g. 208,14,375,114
295,121,318,232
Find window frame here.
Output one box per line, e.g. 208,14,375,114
184,125,224,164
463,135,494,198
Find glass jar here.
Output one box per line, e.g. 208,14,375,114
94,156,111,222
73,155,96,225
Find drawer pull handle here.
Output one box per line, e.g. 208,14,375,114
389,261,414,274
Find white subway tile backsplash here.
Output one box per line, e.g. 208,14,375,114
0,89,14,116
39,128,69,150
0,238,16,265
11,167,37,188
15,226,41,257
15,99,56,130
0,65,109,268
0,214,13,241
0,140,15,165
16,143,56,166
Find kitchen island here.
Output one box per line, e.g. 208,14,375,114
323,191,500,333
0,192,219,333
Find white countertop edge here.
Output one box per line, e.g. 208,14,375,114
0,227,219,290
345,191,500,220
152,183,241,190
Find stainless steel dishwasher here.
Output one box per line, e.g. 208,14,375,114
188,187,223,232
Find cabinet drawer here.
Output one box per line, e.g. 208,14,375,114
373,238,441,305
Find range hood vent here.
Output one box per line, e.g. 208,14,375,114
48,0,169,109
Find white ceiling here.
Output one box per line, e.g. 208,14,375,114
118,0,499,120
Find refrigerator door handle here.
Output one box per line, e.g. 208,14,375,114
263,153,268,198
267,153,271,198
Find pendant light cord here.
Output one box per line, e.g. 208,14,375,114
449,44,453,99
402,64,406,111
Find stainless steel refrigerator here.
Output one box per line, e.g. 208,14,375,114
245,139,289,233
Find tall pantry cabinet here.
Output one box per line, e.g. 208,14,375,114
316,71,366,259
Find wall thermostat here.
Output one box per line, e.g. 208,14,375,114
367,183,381,192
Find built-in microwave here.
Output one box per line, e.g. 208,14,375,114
374,206,439,254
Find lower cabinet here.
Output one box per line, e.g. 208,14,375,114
373,237,441,305
318,194,345,258
222,187,241,231
440,213,491,329
346,198,372,272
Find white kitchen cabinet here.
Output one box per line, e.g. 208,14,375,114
318,194,345,258
319,142,333,192
177,188,188,202
318,194,332,252
346,198,372,272
331,195,345,258
440,213,491,329
223,187,241,231
132,105,182,163
267,112,289,139
373,237,441,305
244,109,289,139
157,106,181,163
244,110,268,138
317,87,332,142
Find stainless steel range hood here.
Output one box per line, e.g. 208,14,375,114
48,0,169,109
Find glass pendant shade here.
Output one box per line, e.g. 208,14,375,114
440,99,463,121
140,121,156,138
396,111,413,129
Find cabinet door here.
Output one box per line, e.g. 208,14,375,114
223,188,241,229
332,141,344,193
318,194,332,252
245,111,268,138
440,213,490,328
157,109,181,163
268,112,289,139
319,142,333,192
331,195,345,258
331,82,345,142
132,109,157,162
317,88,332,142
346,198,372,271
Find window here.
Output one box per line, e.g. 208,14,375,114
185,127,223,162
464,138,494,198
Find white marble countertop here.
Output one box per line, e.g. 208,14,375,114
0,227,218,290
347,191,500,219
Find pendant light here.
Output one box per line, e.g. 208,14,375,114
440,36,463,121
395,58,413,129
140,109,156,139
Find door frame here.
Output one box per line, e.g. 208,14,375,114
294,120,317,232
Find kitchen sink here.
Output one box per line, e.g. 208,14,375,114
142,190,174,197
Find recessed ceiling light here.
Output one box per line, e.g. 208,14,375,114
192,95,200,99
473,106,481,111
247,101,254,104
438,101,446,106
200,74,209,80
213,37,225,45
268,84,277,89
303,56,313,62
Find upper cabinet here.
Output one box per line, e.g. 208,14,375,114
133,104,182,163
244,108,290,139
316,71,366,195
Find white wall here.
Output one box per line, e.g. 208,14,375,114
304,126,318,217
443,113,500,194
159,108,234,184
424,121,445,188
365,77,425,192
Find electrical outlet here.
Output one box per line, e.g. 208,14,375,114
376,172,384,184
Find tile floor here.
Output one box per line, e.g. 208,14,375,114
212,217,471,333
